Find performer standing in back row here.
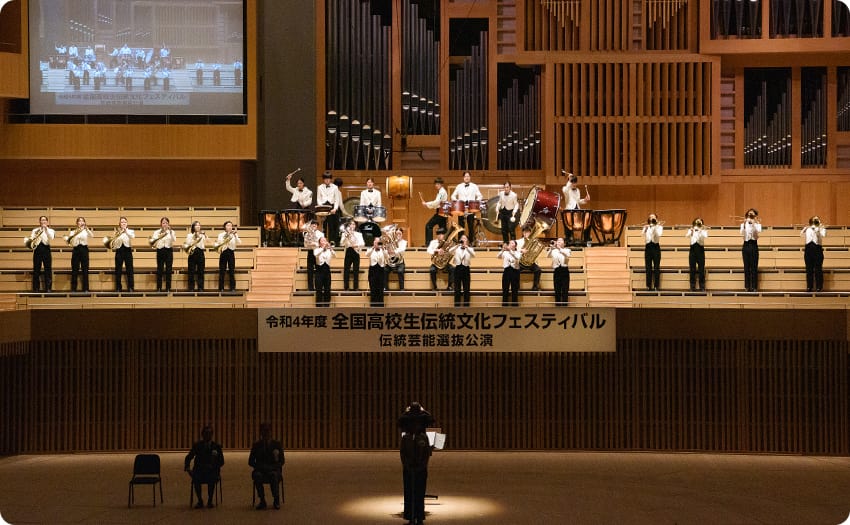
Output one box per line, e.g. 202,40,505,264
284,169,313,209
740,208,761,292
495,181,519,244
450,235,475,307
451,172,483,245
562,172,590,210
498,240,521,306
642,214,663,291
150,217,177,292
314,236,335,307
420,177,448,246
686,217,708,292
801,215,826,292
548,238,571,306
340,219,365,291
317,171,343,245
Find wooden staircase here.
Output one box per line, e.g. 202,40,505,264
245,248,299,307
584,246,633,306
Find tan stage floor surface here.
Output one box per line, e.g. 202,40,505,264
0,451,849,524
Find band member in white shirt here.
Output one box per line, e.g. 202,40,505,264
366,237,388,307
112,216,135,292
314,237,335,307
421,177,448,246
451,172,483,245
385,227,407,290
29,216,56,292
427,228,455,291
184,221,207,291
285,169,313,209
449,235,475,307
643,213,663,291
740,208,761,292
498,240,521,306
216,221,241,292
150,217,177,292
686,218,708,292
548,238,571,306
67,216,93,292
303,220,324,291
495,182,519,244
516,226,542,290
359,177,382,208
802,215,826,292
562,172,590,210
317,171,343,244
340,219,365,290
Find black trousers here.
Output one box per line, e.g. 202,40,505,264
156,247,173,291
343,247,360,290
323,209,340,245
498,208,516,244
188,250,205,291
32,244,53,292
742,240,759,291
424,213,447,246
306,249,317,291
402,468,428,523
190,470,218,503
553,266,570,306
369,264,385,307
804,242,824,291
385,263,405,290
71,245,89,291
520,263,542,289
458,213,476,244
218,249,236,291
502,266,520,306
114,246,134,291
252,470,281,502
645,242,661,290
429,264,454,290
689,243,706,290
454,264,471,307
315,263,331,307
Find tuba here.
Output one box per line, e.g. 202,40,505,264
431,223,464,270
381,224,403,267
519,221,548,267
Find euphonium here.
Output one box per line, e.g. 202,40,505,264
24,227,45,250
381,224,403,267
519,221,548,267
431,224,463,270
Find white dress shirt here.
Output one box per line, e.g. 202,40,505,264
68,228,92,247
450,245,475,266
451,182,483,202
496,191,519,218
686,228,708,247
30,227,56,247
216,231,241,251
113,228,135,249
562,184,587,210
516,236,531,252
740,221,761,242
802,226,826,245
643,224,663,244
425,187,448,210
360,188,382,207
314,246,335,265
366,247,388,267
285,179,313,208
341,230,365,250
426,239,443,255
548,247,571,269
317,183,342,212
150,228,177,249
303,228,324,249
498,249,521,270
184,232,207,251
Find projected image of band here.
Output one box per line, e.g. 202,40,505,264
29,0,245,116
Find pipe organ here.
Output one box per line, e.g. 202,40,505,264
449,26,489,171
401,0,440,136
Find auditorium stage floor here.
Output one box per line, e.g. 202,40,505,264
0,451,848,524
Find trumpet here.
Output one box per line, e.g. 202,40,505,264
24,227,45,250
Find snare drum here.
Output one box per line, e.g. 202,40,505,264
372,206,387,223
314,204,333,217
353,205,369,223
438,201,452,217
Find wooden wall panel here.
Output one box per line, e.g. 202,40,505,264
1,336,846,455
0,0,26,98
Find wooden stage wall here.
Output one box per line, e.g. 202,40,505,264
0,308,847,455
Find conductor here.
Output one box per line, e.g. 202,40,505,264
398,402,435,525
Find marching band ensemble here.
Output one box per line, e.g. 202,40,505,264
19,170,835,302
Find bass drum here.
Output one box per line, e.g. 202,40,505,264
518,186,561,230
481,196,502,234
357,220,381,246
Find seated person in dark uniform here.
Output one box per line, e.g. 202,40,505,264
249,422,285,510
184,425,224,508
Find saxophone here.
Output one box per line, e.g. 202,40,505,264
519,221,548,267
431,224,464,269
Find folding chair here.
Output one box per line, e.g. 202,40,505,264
128,454,163,508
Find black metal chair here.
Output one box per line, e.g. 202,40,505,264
128,454,163,508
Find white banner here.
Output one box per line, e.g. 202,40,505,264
258,308,616,353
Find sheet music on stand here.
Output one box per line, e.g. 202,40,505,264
426,427,446,450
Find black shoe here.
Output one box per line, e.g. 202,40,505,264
273,499,280,510
532,285,540,291
206,501,215,508
807,288,813,293
194,502,204,509
128,288,134,292
256,501,267,510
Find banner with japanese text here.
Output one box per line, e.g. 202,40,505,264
258,308,616,352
